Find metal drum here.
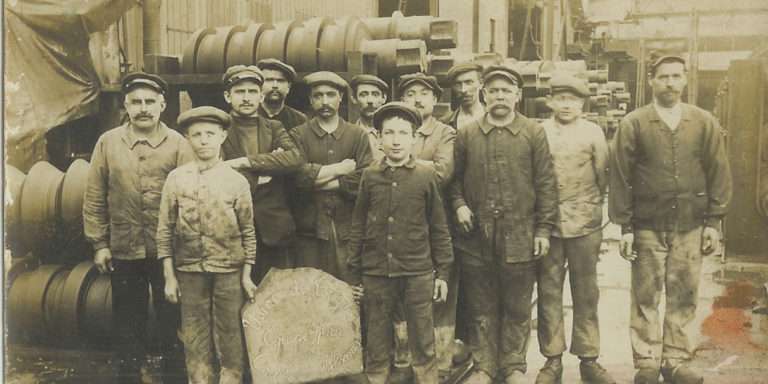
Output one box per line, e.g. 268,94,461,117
19,162,65,252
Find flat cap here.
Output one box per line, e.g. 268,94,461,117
398,72,442,99
649,55,686,74
223,65,264,88
177,106,232,131
122,72,168,94
550,73,589,98
350,74,389,94
372,102,423,132
482,65,523,87
446,62,483,81
256,58,297,83
304,71,349,92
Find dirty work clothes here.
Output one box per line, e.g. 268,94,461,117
363,274,437,384
449,114,558,264
258,103,308,131
536,230,603,358
177,271,245,384
609,103,732,233
433,262,460,372
84,122,194,259
460,249,537,378
631,227,705,368
413,116,457,186
541,118,608,238
156,161,257,271
111,258,180,383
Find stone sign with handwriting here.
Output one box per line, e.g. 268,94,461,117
242,268,363,384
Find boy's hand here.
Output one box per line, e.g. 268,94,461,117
242,276,258,303
94,248,114,274
433,278,448,303
533,236,550,257
456,206,474,233
701,226,720,255
164,276,181,304
350,284,364,304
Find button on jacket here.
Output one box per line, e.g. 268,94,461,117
609,103,732,233
542,118,608,238
291,118,374,241
413,116,456,187
156,162,257,271
221,114,303,246
83,123,194,259
449,114,559,263
347,158,453,285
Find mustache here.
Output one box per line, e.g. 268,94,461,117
135,113,154,119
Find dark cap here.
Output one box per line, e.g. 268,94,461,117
372,102,423,132
256,58,297,83
446,62,483,82
304,71,349,92
122,72,168,95
550,73,589,98
223,65,264,88
648,55,686,75
350,74,389,94
177,106,232,131
397,72,442,99
482,65,523,87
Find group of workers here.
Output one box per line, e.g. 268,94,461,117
82,53,731,384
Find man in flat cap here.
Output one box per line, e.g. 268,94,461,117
219,65,303,284
449,65,558,384
84,71,193,383
350,74,389,161
441,62,485,130
256,58,308,131
610,55,731,384
347,102,453,384
158,106,257,384
534,73,614,384
290,71,373,282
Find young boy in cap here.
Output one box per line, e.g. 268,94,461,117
157,106,258,384
350,74,389,161
347,102,453,384
535,73,614,384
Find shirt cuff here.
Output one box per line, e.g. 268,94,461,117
452,200,468,213
534,225,551,239
92,241,109,251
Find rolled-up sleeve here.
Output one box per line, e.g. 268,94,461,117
83,137,110,251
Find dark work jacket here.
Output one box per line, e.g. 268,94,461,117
258,104,308,131
221,114,303,246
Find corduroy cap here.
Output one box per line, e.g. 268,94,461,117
446,62,483,82
122,72,168,95
550,73,590,98
177,106,232,131
397,72,442,99
350,74,389,94
648,55,686,75
372,102,423,132
256,58,297,83
304,71,349,92
482,65,523,87
222,65,264,88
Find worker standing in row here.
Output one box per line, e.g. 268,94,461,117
350,74,390,161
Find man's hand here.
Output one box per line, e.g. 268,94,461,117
164,275,181,304
350,284,364,304
242,276,258,303
533,237,550,257
94,248,113,274
701,226,721,255
224,157,250,169
272,147,285,154
433,278,448,303
456,206,474,233
620,233,637,261
335,159,357,177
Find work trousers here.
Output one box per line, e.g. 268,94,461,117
177,271,245,384
363,273,437,384
631,227,704,369
111,258,181,383
536,230,602,358
460,252,537,378
251,243,294,284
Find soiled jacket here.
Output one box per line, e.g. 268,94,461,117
347,157,453,285
83,122,194,260
449,114,559,263
542,118,608,238
609,103,732,233
413,117,456,187
156,162,257,271
291,118,374,241
221,114,303,246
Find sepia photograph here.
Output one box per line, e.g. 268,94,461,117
3,0,768,383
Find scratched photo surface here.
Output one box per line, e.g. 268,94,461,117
4,0,768,383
